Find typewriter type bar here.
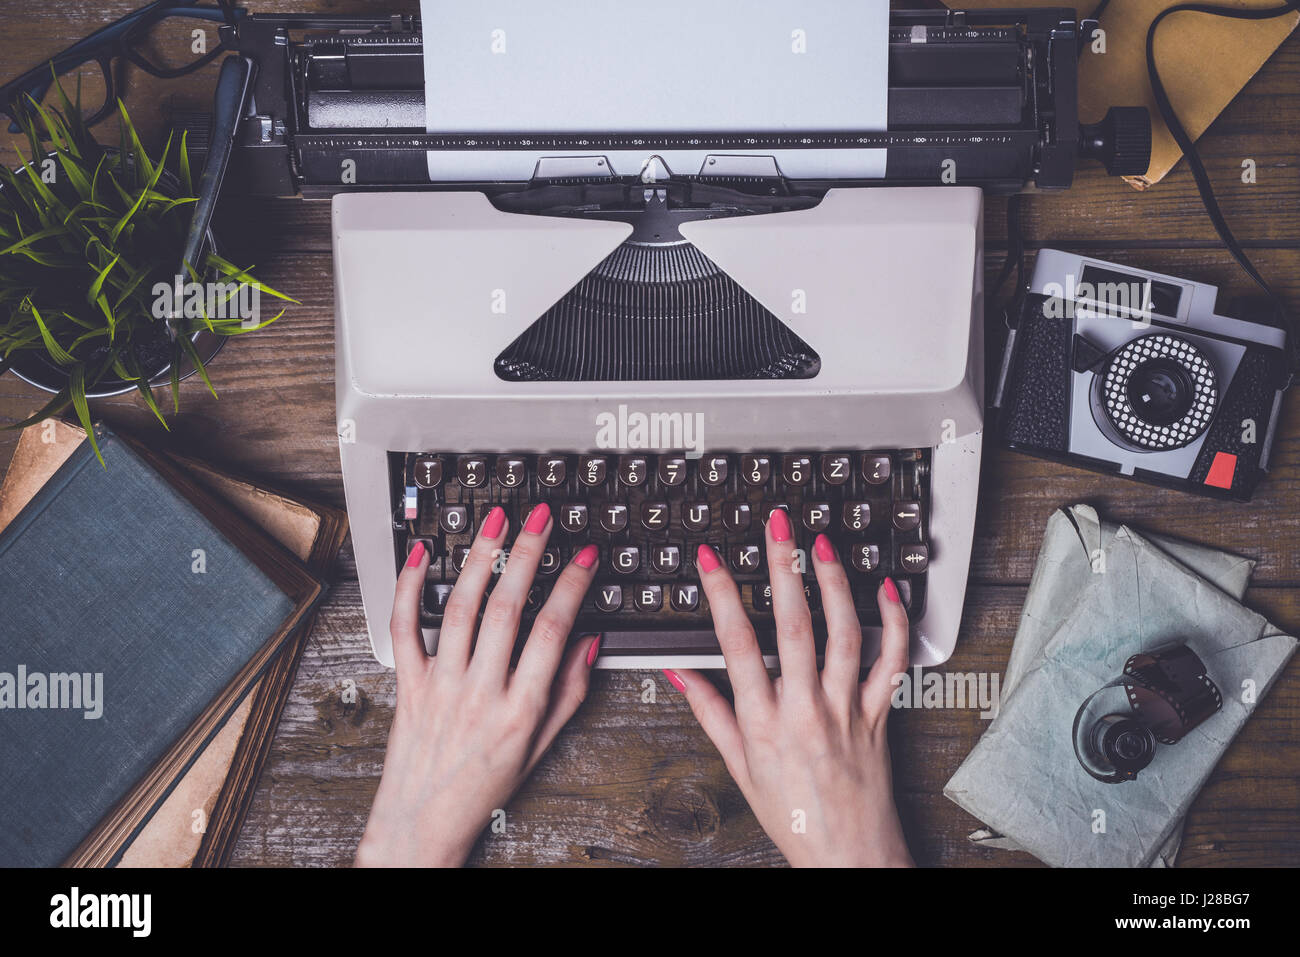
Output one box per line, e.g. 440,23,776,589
204,8,1150,197
389,449,931,658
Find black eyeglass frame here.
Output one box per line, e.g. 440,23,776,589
0,0,245,132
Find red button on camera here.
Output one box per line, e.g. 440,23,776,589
1204,452,1237,490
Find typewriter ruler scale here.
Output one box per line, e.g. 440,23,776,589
299,132,1027,151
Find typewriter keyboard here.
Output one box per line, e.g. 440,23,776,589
390,449,930,657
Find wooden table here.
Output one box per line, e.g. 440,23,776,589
2,1,1296,867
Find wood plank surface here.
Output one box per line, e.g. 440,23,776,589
0,0,1296,867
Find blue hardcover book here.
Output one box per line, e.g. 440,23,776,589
0,429,322,867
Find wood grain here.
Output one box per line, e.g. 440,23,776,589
225,581,1300,867
0,0,1296,867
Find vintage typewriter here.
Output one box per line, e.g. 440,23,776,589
210,4,1150,669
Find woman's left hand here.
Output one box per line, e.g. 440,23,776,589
355,504,601,867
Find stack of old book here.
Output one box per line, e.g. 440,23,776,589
0,420,347,867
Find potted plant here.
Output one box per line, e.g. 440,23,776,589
0,81,293,463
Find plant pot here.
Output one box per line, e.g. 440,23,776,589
7,327,226,398
2,154,227,398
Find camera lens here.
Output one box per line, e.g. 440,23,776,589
1126,357,1194,426
1099,334,1218,451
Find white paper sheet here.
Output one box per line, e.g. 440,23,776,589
419,0,890,181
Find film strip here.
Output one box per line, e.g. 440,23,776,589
1122,645,1223,746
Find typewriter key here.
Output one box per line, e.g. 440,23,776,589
670,583,700,612
899,543,929,573
413,454,444,489
641,501,669,530
821,454,851,485
423,583,454,615
700,455,729,487
457,456,488,488
682,502,711,531
802,502,831,532
892,501,922,532
658,457,687,486
578,455,607,486
651,545,682,575
723,502,751,532
842,502,871,532
538,456,567,488
600,503,629,533
617,456,647,487
440,505,470,534
850,543,880,573
634,585,663,612
496,457,527,488
558,503,589,533
731,544,761,572
740,454,771,486
863,454,891,485
595,584,623,612
612,546,641,574
450,545,471,573
781,455,812,486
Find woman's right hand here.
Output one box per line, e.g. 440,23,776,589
665,508,914,868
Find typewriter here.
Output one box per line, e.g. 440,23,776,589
266,4,1150,669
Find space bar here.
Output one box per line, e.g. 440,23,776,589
589,629,721,656
584,628,790,656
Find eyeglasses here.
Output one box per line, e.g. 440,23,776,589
0,0,245,132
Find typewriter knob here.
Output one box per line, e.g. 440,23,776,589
1079,107,1152,178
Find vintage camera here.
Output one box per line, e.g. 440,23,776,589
994,250,1290,500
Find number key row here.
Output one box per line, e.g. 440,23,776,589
410,452,900,490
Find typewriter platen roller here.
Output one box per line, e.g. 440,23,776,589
204,7,1151,197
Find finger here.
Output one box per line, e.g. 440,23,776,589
861,576,910,723
663,668,750,788
471,502,551,681
696,544,773,703
437,505,508,669
390,539,431,678
763,507,818,695
514,544,599,690
810,534,863,701
523,633,600,773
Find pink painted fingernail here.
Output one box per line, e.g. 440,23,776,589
814,533,835,563
480,506,506,539
882,576,900,604
663,669,686,693
523,502,550,534
405,540,426,568
767,507,791,542
586,634,603,667
696,544,720,573
573,544,599,569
